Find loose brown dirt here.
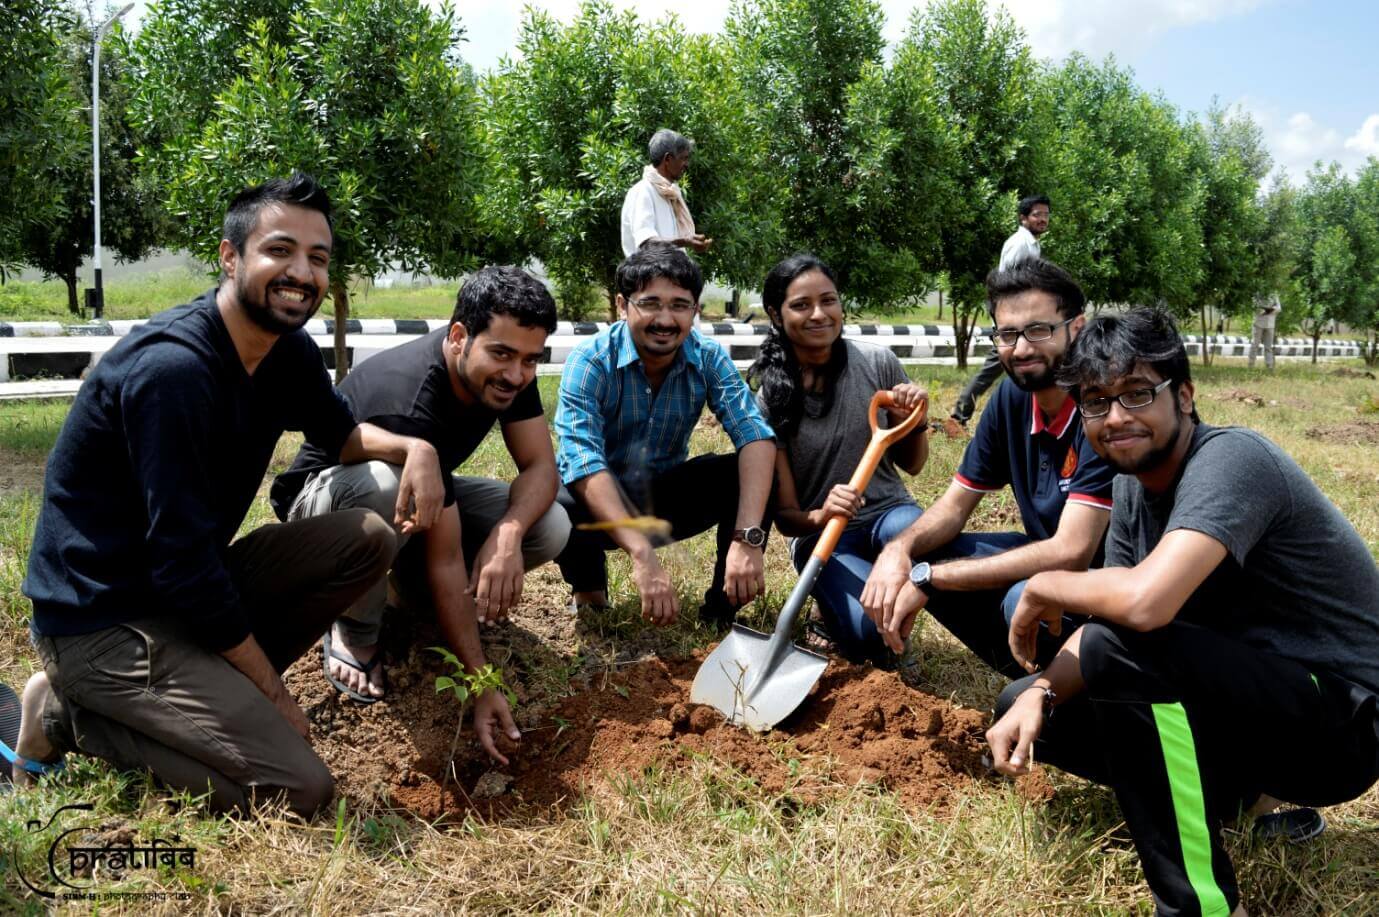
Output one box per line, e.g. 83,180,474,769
286,631,996,822
1305,420,1379,445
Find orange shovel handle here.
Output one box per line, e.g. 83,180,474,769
811,390,928,561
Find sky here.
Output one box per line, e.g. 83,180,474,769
121,0,1379,183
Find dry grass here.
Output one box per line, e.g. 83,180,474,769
3,360,1379,913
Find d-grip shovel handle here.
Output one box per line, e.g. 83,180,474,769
810,390,928,562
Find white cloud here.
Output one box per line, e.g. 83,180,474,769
1233,98,1378,183
1344,114,1379,157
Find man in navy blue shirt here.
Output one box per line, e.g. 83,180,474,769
7,175,448,815
860,259,1115,677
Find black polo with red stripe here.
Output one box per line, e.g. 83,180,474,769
953,378,1114,540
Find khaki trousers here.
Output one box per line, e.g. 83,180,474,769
34,508,394,817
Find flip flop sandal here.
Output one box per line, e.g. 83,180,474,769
322,630,387,704
1253,807,1326,844
1,683,64,785
802,617,839,656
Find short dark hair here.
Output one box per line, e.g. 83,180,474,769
451,266,558,336
615,242,704,302
222,173,333,255
1017,194,1051,218
985,257,1085,321
648,128,694,165
1057,307,1200,422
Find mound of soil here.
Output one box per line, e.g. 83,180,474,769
287,645,999,820
1305,420,1379,445
1330,368,1376,380
1209,389,1266,406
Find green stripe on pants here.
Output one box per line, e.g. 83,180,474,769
1151,702,1231,916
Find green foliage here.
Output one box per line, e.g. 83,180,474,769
429,647,516,707
1032,54,1203,312
896,0,1034,365
0,1,80,276
483,1,782,317
727,0,926,307
20,15,167,314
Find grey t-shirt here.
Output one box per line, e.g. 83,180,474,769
758,340,916,530
1106,424,1379,694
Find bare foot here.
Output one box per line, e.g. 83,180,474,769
573,590,608,607
13,672,59,789
327,625,385,699
1248,793,1283,817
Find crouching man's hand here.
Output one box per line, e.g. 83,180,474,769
472,688,521,766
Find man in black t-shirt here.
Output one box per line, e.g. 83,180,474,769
987,309,1379,915
272,267,568,745
8,175,449,815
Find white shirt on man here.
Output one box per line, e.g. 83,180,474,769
998,225,1041,270
620,178,685,257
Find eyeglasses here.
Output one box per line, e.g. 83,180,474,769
1079,379,1173,419
990,316,1076,348
628,297,698,316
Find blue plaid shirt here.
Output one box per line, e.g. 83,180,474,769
555,322,775,485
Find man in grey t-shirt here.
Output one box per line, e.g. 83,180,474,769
986,308,1379,916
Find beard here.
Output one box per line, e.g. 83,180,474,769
1100,413,1183,475
456,347,521,411
236,273,321,334
1001,353,1060,392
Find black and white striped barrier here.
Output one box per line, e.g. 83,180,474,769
0,319,1363,383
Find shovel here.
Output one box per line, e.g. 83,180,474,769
690,389,928,731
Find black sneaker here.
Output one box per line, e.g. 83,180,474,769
1253,807,1326,844
698,593,737,632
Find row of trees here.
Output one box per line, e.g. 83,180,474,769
3,0,1377,368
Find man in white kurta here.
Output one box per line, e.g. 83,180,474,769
620,129,712,257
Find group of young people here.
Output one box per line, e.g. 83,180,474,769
3,173,1377,917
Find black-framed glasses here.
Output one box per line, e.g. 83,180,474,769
628,297,698,316
990,316,1076,348
1080,379,1173,419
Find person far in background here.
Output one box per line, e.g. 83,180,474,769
747,253,928,666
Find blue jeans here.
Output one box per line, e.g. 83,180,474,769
790,502,925,664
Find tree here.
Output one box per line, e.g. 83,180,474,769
21,15,166,315
1348,158,1379,365
1179,104,1271,363
483,1,782,319
902,0,1036,367
0,1,79,278
127,0,485,379
1031,55,1204,317
724,0,944,310
1290,164,1370,362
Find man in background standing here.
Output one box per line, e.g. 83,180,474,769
947,194,1052,434
1249,293,1280,370
620,129,713,257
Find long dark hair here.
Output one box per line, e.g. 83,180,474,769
748,253,848,437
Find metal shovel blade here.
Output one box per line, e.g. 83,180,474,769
690,623,828,732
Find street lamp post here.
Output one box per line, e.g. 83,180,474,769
90,3,134,320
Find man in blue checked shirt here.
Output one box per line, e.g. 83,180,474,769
554,244,776,629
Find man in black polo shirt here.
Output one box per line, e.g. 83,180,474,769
7,175,447,815
988,308,1379,915
860,259,1115,676
271,266,568,750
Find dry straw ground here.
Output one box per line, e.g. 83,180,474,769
2,359,1378,914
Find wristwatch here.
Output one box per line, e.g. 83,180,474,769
908,561,933,597
1026,684,1057,718
733,526,767,549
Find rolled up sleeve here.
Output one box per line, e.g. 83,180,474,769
703,342,775,450
554,347,612,485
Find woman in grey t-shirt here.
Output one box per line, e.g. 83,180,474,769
748,254,930,664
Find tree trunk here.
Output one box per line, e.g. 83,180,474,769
1311,329,1321,364
727,288,740,318
1198,306,1213,367
331,278,350,383
64,272,80,316
936,288,943,321
1366,330,1379,367
952,305,971,371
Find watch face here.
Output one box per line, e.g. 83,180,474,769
909,562,932,589
738,526,766,547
